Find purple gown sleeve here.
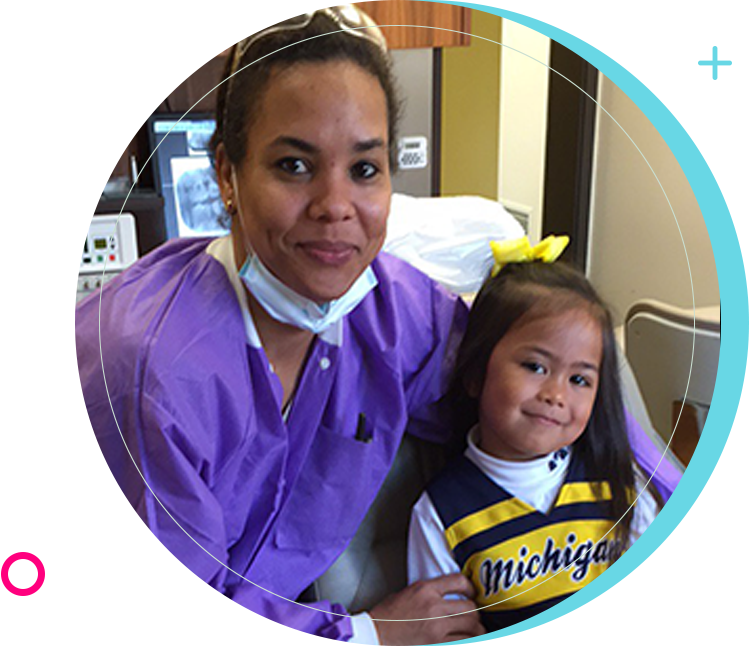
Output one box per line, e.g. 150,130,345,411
401,282,469,443
231,586,353,640
77,243,358,639
626,408,682,502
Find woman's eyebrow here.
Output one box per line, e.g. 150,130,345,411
354,138,386,152
268,136,385,154
270,136,318,153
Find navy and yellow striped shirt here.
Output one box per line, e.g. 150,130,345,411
427,455,621,632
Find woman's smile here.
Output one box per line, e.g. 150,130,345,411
297,240,358,267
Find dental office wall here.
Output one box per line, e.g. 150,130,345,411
588,78,721,325
440,9,501,199
496,19,550,242
439,10,551,243
439,9,721,322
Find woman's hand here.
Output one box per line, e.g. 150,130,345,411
369,573,486,645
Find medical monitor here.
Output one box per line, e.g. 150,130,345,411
147,113,230,240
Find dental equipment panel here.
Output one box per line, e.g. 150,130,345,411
77,214,139,302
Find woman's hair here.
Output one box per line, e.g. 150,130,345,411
453,261,660,551
210,8,402,170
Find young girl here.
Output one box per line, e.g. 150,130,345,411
408,240,661,632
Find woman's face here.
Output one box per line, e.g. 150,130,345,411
220,60,392,303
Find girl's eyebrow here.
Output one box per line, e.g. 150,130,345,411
524,345,553,358
573,361,599,373
523,346,599,372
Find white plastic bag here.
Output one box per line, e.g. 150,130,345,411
384,193,525,295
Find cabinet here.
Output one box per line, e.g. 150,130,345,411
356,1,470,49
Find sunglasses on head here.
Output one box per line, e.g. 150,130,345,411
228,5,388,79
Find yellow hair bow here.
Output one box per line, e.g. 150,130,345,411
490,235,570,277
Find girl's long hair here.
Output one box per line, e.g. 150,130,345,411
452,261,660,550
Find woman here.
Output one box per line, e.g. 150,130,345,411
77,6,485,645
76,5,679,643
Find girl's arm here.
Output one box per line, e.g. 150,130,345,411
629,465,660,546
408,492,462,585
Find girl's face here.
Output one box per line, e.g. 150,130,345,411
218,60,391,303
477,307,603,461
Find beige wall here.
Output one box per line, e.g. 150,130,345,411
440,10,501,199
440,11,551,237
588,77,720,325
497,19,550,241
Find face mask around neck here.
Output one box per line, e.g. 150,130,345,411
238,252,378,334
229,166,379,334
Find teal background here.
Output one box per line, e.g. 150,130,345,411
452,0,749,646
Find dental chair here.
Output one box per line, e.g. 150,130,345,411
309,195,686,612
625,300,720,467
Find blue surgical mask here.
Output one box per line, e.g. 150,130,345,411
238,251,378,335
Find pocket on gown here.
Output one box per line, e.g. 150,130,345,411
273,423,390,550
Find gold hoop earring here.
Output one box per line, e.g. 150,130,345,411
226,198,235,214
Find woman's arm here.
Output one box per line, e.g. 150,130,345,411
626,409,682,503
